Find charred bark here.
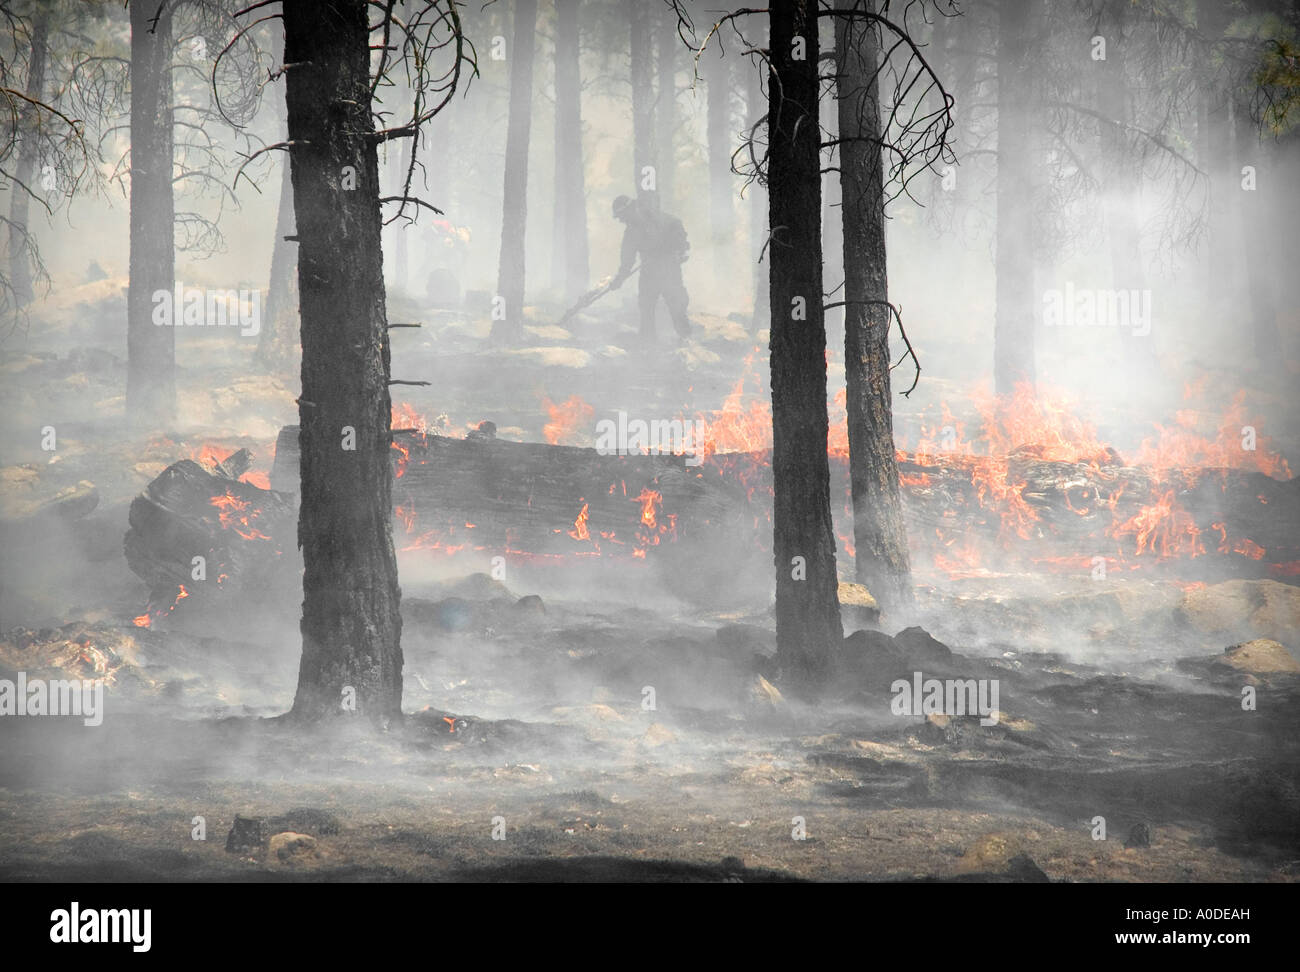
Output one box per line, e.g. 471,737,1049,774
768,0,843,689
494,0,538,339
835,0,913,613
7,7,48,308
993,0,1036,397
126,0,176,423
552,0,589,302
282,0,402,724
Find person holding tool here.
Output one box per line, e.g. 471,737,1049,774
609,193,693,343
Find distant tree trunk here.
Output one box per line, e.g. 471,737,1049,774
704,44,732,266
552,0,589,301
126,0,175,423
655,4,678,210
768,0,843,689
629,0,655,199
494,0,538,338
836,0,912,614
1097,2,1143,294
747,49,769,332
282,0,402,724
7,7,48,308
993,0,1035,397
260,21,298,372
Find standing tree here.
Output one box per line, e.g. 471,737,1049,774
766,0,842,688
126,0,176,421
835,0,904,612
655,2,679,209
493,0,537,340
259,0,472,722
629,0,655,199
993,0,1037,397
551,0,588,302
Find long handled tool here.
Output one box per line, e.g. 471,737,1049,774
554,263,638,328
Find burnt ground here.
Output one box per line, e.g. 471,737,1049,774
2,282,1299,882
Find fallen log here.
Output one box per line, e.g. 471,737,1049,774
124,452,298,610
272,424,755,560
126,434,1297,607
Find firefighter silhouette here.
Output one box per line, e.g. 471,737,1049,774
610,193,692,341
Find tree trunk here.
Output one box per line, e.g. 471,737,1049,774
768,0,843,689
494,0,538,338
747,46,769,332
7,8,49,308
127,0,175,423
836,0,913,613
552,0,589,302
282,0,403,724
993,0,1036,397
655,4,678,210
630,0,655,199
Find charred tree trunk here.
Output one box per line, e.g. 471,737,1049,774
494,0,538,339
630,0,655,200
282,0,402,724
993,0,1035,397
127,0,175,423
768,0,843,689
655,4,678,210
835,0,913,613
7,8,48,308
552,0,589,302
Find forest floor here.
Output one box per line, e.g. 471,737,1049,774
1,277,1298,881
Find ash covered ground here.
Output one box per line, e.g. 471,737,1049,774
1,291,1297,882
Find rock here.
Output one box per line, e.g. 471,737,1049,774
1125,823,1151,849
838,582,881,626
443,572,515,601
268,831,318,862
225,815,265,854
894,626,954,665
1217,639,1300,675
513,594,546,616
1004,853,1050,882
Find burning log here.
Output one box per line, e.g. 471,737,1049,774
124,451,297,620
272,424,754,562
894,450,1300,577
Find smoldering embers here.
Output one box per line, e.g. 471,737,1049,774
0,673,104,726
